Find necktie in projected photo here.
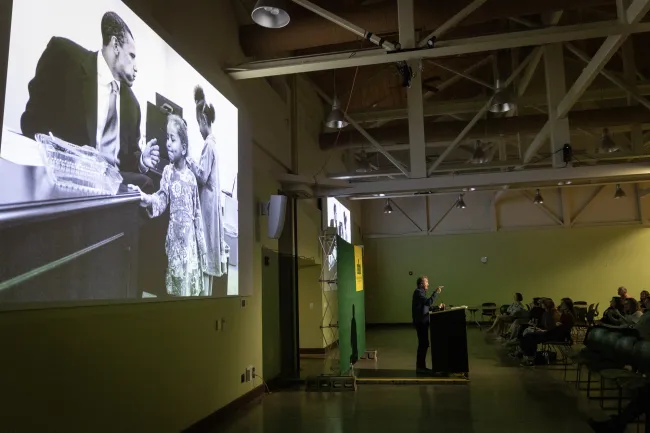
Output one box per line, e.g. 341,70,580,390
99,80,119,165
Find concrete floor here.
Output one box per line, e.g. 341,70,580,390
220,327,627,433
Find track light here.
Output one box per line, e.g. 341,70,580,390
383,199,393,214
325,96,348,129
614,184,626,199
533,189,544,205
488,79,515,113
455,194,466,209
471,140,489,165
251,0,290,28
600,128,619,153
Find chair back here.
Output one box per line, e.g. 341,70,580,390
481,302,497,316
585,327,608,351
574,301,588,308
602,331,621,359
633,340,650,374
614,336,638,366
575,308,588,325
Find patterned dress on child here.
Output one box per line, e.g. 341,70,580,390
147,164,207,296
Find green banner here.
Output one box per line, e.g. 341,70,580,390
337,236,366,374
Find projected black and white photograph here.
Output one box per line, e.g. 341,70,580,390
0,0,239,303
327,197,351,243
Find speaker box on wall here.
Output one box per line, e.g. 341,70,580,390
268,195,287,239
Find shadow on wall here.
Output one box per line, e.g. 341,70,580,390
350,304,358,365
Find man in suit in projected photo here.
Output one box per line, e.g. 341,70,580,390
19,11,160,186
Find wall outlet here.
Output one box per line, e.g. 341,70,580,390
241,299,247,308
240,373,245,383
245,366,253,382
252,366,256,379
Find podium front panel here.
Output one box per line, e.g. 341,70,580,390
429,308,469,374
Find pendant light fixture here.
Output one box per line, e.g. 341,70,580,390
251,0,290,28
533,189,544,205
614,184,626,199
383,199,393,214
325,96,348,129
600,128,619,153
455,194,467,209
325,72,348,130
488,79,515,113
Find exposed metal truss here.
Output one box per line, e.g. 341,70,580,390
321,162,650,198
228,21,650,79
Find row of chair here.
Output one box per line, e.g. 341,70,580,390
574,327,650,415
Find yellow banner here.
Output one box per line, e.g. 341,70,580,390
354,245,364,292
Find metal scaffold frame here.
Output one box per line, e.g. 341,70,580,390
318,229,341,374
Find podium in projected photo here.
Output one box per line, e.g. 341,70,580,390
429,307,469,376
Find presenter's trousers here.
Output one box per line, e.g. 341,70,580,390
414,322,430,369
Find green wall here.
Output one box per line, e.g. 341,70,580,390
337,238,366,373
364,226,650,324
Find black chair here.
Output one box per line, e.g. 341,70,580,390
575,301,588,308
481,303,497,324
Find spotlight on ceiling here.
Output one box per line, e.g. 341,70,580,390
251,0,290,28
600,128,619,153
325,96,348,129
488,79,515,113
533,189,544,205
471,140,490,165
455,194,467,209
383,199,393,214
614,184,626,199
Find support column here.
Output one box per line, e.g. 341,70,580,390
619,0,644,154
543,43,570,168
398,0,426,178
278,197,300,379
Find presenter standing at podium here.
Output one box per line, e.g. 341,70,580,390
411,276,444,373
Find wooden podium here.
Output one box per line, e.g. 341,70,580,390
429,307,469,376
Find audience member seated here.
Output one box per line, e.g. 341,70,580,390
618,286,629,300
601,296,625,325
505,297,542,344
518,298,575,367
589,296,650,433
608,298,643,326
640,290,649,312
635,296,650,340
486,292,525,339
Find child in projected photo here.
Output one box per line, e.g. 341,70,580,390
187,86,227,296
130,115,207,297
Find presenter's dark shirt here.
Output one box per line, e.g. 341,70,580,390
412,288,439,325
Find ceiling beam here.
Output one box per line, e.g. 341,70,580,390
427,49,542,174
227,21,650,79
565,44,650,113
523,0,650,164
417,0,489,47
351,81,650,123
544,43,570,168
427,61,494,89
309,80,410,176
506,11,564,119
322,162,650,198
398,0,426,178
370,56,493,129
